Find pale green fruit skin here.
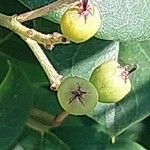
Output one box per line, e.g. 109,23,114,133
57,77,98,115
90,61,131,103
60,4,101,43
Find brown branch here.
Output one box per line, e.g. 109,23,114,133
17,0,78,23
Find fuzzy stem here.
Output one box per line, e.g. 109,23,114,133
21,35,63,88
0,13,12,28
17,0,78,22
0,14,69,50
0,13,64,88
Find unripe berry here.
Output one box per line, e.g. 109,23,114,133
57,77,98,115
90,61,135,103
60,0,101,43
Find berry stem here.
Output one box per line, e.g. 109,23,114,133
69,85,87,106
52,111,69,127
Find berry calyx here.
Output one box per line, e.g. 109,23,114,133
77,0,92,21
68,84,87,106
60,0,101,43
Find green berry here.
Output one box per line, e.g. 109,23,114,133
57,77,98,115
60,1,101,43
90,61,132,103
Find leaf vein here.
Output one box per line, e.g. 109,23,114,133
138,43,150,62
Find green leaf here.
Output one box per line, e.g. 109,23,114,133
51,127,147,150
0,0,28,15
138,117,150,149
15,127,110,150
0,55,9,83
0,32,47,84
118,121,144,142
14,129,70,150
0,61,32,149
18,0,54,9
88,40,150,136
19,0,150,41
0,0,28,43
15,127,147,150
102,139,147,150
51,126,109,149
